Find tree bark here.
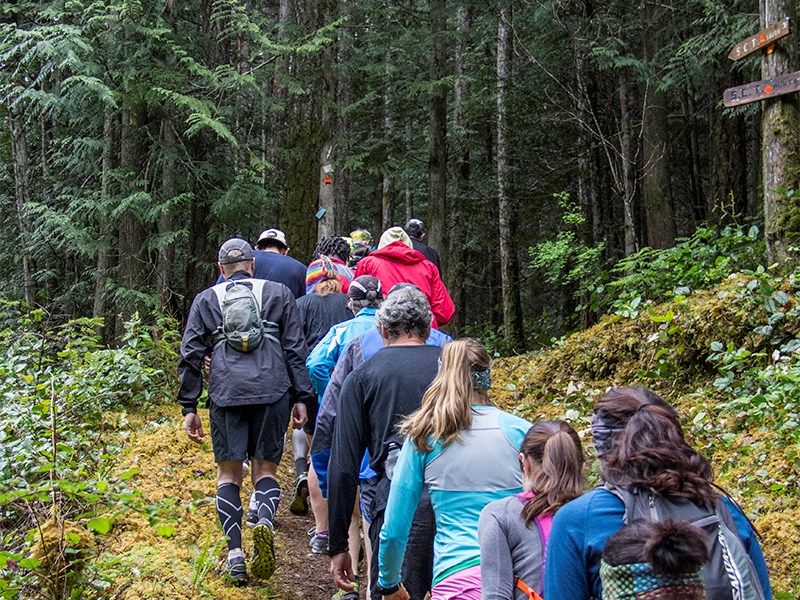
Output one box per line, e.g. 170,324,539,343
93,110,114,332
497,4,524,351
761,0,800,262
318,142,335,237
618,69,638,256
382,55,394,231
10,113,36,308
426,0,448,267
641,1,675,248
448,4,471,330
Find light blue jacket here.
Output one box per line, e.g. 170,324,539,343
306,307,377,397
378,406,532,588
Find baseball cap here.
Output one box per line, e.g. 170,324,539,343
257,228,288,248
404,219,425,238
218,238,254,264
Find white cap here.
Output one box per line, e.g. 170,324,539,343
257,228,288,248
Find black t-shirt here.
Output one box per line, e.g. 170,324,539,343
327,344,441,555
296,293,352,350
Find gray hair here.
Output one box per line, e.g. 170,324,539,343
376,286,432,341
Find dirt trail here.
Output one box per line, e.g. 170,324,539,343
105,407,365,599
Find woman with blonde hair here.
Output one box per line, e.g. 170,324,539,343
377,339,533,600
478,421,585,600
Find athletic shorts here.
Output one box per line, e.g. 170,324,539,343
432,565,481,600
209,393,292,463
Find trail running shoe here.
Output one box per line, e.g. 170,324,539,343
309,531,329,554
289,472,309,515
251,519,277,580
222,554,249,586
331,576,360,600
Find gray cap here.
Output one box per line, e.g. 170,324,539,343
218,238,254,264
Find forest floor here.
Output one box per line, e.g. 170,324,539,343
103,406,366,599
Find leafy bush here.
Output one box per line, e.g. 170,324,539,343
0,302,178,599
590,223,766,318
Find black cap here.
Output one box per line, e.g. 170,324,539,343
218,238,254,264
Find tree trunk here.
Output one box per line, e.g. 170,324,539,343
426,0,448,268
93,110,114,333
405,117,414,221
334,0,353,233
618,69,638,256
318,142,335,237
641,1,675,248
497,4,524,351
448,4,471,330
158,119,177,313
116,106,148,336
382,56,394,231
10,113,35,308
761,0,800,262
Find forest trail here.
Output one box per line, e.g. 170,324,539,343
104,405,365,599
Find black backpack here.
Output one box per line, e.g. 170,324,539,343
603,484,765,600
211,279,279,352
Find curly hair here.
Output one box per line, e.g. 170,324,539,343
313,236,351,263
595,388,715,504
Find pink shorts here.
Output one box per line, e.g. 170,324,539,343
431,565,482,600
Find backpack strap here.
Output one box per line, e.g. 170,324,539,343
515,578,544,600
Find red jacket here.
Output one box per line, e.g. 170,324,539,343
354,241,454,328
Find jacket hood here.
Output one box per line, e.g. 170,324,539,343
371,241,426,265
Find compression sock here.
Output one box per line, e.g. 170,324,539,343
255,476,281,527
216,482,243,551
291,429,309,477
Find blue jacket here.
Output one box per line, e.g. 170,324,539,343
306,307,378,397
310,326,452,496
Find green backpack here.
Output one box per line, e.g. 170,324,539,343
212,279,279,352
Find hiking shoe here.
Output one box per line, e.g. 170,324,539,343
309,531,328,554
331,576,360,599
288,472,309,515
251,519,276,580
222,554,249,586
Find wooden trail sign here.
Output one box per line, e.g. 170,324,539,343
728,17,790,61
723,71,800,107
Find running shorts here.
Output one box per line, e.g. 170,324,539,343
209,393,292,463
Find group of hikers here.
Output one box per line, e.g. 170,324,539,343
176,221,772,600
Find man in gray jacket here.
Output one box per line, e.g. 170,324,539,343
178,238,313,585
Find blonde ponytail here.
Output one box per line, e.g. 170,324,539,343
400,339,490,452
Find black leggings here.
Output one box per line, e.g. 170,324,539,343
367,488,435,600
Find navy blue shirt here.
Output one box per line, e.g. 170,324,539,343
216,250,307,299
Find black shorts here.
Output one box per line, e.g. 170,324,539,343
209,394,292,463
302,395,319,437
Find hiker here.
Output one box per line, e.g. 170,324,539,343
544,387,772,600
310,236,354,295
354,227,454,329
328,287,441,600
302,276,384,597
478,421,585,600
298,256,353,350
600,520,709,600
215,228,306,299
376,339,533,600
350,229,375,250
178,238,313,585
309,283,451,590
404,218,442,276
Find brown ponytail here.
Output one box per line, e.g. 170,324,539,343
520,421,585,526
